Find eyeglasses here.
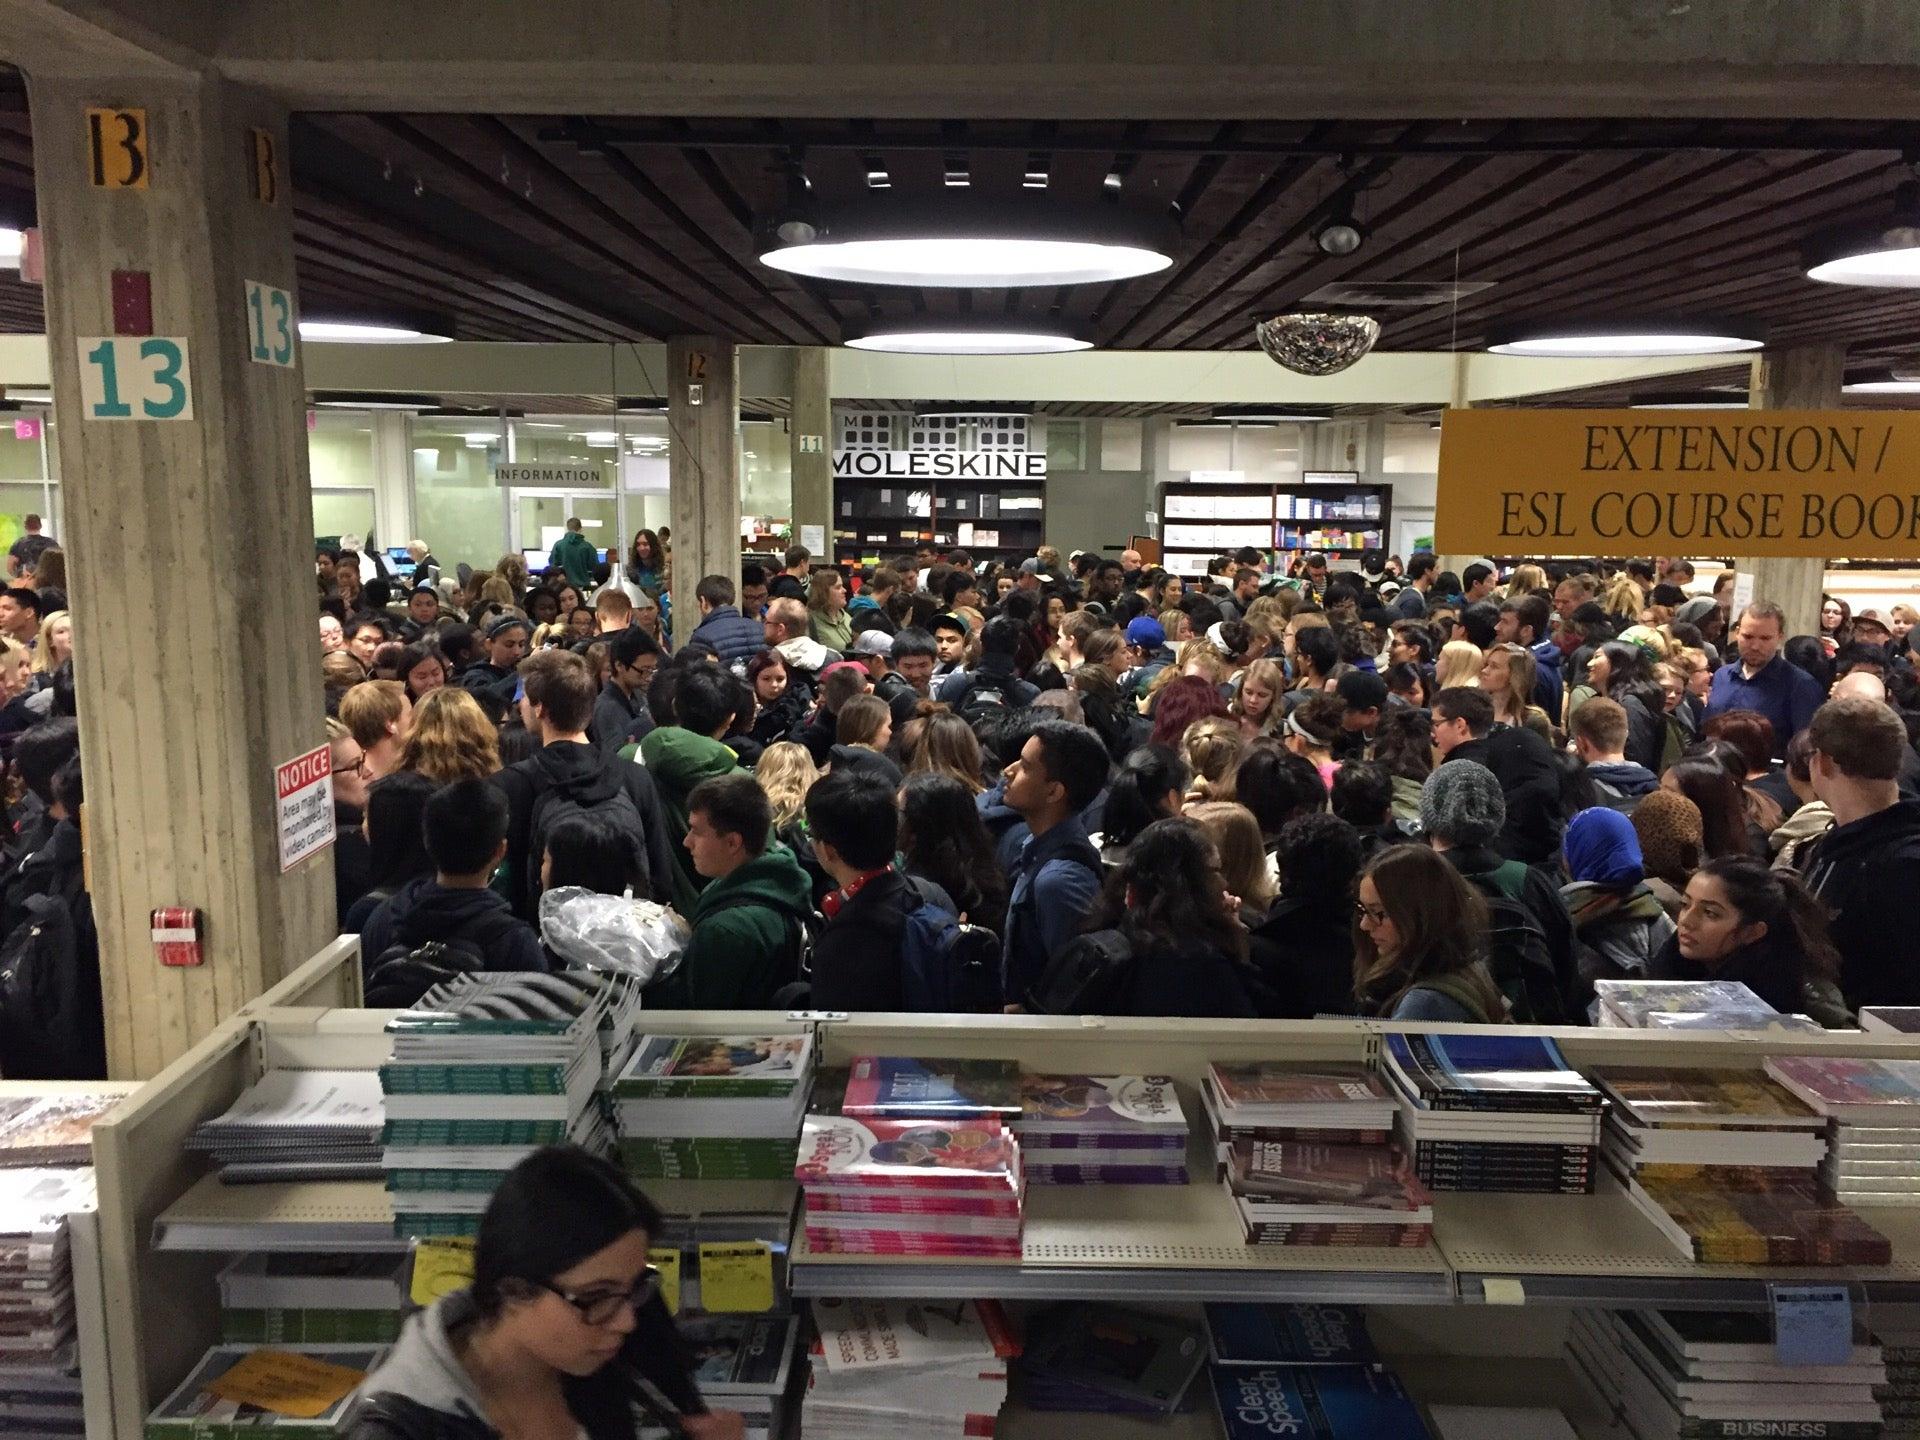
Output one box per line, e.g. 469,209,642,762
1354,902,1389,925
537,1267,660,1326
339,752,369,777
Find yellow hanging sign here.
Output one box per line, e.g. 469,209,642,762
1435,407,1920,559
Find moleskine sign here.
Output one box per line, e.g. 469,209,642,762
1435,408,1920,558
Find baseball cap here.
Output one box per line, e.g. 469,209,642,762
929,612,969,637
1126,616,1166,649
851,630,896,658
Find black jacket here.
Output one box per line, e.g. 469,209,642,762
334,802,372,929
1440,842,1579,1009
1804,797,1920,1009
493,742,676,921
1107,933,1259,1019
1445,729,1564,865
1650,929,1809,1018
874,671,923,728
1249,898,1360,1019
749,689,808,750
591,680,650,755
0,818,104,1079
457,660,517,712
936,655,1041,714
357,876,547,975
827,744,904,788
811,870,954,1012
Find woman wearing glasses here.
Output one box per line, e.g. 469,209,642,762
1352,845,1507,1025
350,1146,743,1440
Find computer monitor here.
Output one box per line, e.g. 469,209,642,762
522,548,548,572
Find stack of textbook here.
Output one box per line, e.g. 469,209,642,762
1199,1063,1397,1176
145,1345,385,1440
1381,1033,1603,1194
612,1034,815,1181
380,974,610,1237
1013,1074,1188,1185
0,1094,121,1167
188,1071,385,1183
216,1254,409,1344
802,1298,1017,1440
1594,978,1818,1032
1568,1307,1886,1440
0,1167,99,1440
1767,1056,1920,1207
1223,1136,1433,1249
796,1111,1024,1258
1592,1066,1828,1178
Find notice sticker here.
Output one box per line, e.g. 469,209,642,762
275,743,334,873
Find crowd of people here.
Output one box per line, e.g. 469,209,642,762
300,528,1920,1036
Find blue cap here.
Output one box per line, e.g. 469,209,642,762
1126,616,1166,649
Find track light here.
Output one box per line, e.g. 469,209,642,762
1314,191,1367,258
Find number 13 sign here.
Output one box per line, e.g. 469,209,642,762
77,336,194,421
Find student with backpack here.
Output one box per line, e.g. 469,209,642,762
665,773,815,1009
493,651,676,922
936,616,1040,720
1418,760,1578,1025
804,770,977,1012
1000,721,1109,1005
0,753,104,1078
359,779,548,1002
637,668,746,910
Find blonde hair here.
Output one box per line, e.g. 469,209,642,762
1182,716,1246,803
1233,657,1287,737
1507,563,1548,595
1242,595,1285,647
1604,574,1645,619
1186,800,1275,911
322,650,367,690
1893,603,1920,625
494,554,531,596
1484,644,1535,727
1158,607,1192,643
755,742,818,828
29,610,70,675
1177,638,1228,684
1434,640,1484,691
338,680,409,751
396,687,501,784
906,710,986,794
479,576,516,609
530,621,570,651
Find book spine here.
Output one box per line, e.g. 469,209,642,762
614,1081,798,1100
1015,1133,1188,1151
220,1308,404,1344
383,1120,568,1146
379,1064,570,1095
1242,1222,1432,1246
384,1170,511,1193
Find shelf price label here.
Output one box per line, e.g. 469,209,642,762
244,279,297,368
697,1241,774,1313
649,1247,681,1315
409,1238,475,1307
76,336,193,421
1771,1283,1852,1366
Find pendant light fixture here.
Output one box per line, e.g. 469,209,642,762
758,194,1176,288
844,319,1091,355
1486,320,1762,358
1805,180,1920,287
1842,367,1920,395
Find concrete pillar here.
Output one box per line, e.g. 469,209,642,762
667,335,740,645
1747,344,1845,636
29,73,333,1076
790,347,832,568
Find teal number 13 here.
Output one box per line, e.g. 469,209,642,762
247,285,293,366
85,338,188,420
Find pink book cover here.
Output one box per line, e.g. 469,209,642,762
797,1115,1021,1191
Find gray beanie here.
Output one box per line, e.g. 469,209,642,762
1673,596,1718,628
1420,761,1506,847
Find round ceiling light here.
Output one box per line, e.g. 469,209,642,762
1486,322,1762,358
1630,390,1752,410
301,320,454,344
1843,371,1920,395
1805,187,1920,286
845,325,1091,355
758,197,1176,288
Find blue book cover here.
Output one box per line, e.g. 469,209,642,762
841,1056,1023,1117
1383,1033,1601,1112
1205,1305,1376,1367
1211,1364,1430,1440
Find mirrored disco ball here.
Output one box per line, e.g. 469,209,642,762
1255,312,1381,376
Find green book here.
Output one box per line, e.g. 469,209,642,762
383,1119,569,1147
612,1035,813,1099
384,1169,512,1194
378,1064,570,1096
221,1308,403,1345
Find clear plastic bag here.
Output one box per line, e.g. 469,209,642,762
538,887,690,985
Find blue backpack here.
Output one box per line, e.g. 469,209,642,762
898,876,1004,1014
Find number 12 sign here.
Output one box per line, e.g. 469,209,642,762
76,336,194,421
244,279,296,368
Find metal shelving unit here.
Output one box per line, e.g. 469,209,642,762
1158,477,1392,578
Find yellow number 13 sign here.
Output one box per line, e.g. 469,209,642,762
86,107,149,189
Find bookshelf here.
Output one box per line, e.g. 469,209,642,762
87,961,1920,1440
1158,477,1392,579
833,475,1046,570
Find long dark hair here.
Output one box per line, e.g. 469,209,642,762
1663,757,1753,860
1085,818,1246,962
1596,639,1663,716
1696,855,1839,979
471,1146,686,1432
899,772,1007,935
1352,844,1497,1016
629,529,663,573
1101,745,1191,849
363,772,436,889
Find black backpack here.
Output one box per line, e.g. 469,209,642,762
0,890,104,1079
1026,928,1136,1016
362,907,528,1009
957,679,1012,725
896,876,1002,1014
526,783,648,909
1476,890,1572,1027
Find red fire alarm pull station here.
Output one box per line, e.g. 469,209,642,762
151,907,204,966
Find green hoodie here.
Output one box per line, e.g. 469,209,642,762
639,725,743,910
657,841,814,1009
548,530,599,589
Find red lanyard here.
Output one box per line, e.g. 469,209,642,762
822,866,891,918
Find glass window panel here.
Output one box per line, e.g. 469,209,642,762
312,488,375,549
308,412,376,489
740,419,791,523
1384,422,1442,474
411,416,506,574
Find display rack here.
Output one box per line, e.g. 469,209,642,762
833,476,1046,570
1158,477,1392,578
88,964,1920,1440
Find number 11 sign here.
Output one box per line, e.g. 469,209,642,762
76,336,194,421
